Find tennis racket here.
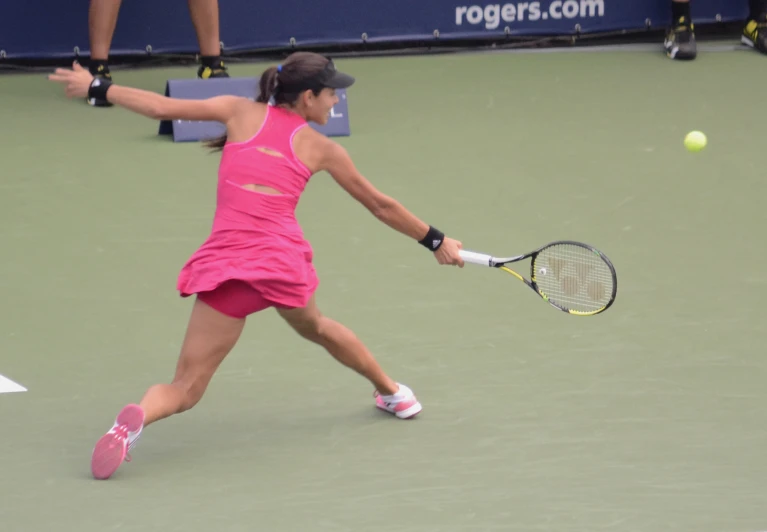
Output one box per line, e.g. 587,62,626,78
459,240,617,316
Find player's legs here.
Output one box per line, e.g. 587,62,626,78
188,0,229,78
277,295,398,395
743,0,767,54
91,297,245,479
665,0,697,60
276,295,422,419
138,297,246,426
86,0,122,106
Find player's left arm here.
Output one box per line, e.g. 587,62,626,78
48,61,242,123
319,137,464,267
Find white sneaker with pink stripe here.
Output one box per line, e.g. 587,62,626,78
374,383,422,419
91,404,145,480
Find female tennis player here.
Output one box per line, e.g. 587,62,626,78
48,52,464,480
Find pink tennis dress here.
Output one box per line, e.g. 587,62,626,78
176,105,318,313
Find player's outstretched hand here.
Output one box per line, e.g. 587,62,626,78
48,61,95,99
435,237,464,268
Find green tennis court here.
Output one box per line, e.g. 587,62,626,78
2,43,766,532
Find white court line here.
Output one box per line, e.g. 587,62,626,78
0,374,27,394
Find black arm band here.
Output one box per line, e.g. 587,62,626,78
88,78,113,102
418,225,445,252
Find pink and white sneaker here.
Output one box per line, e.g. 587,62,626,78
374,384,422,419
91,404,145,480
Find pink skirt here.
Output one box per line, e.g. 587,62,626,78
177,228,319,314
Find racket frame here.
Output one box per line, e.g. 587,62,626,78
459,240,617,316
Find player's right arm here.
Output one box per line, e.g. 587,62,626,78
101,86,244,123
47,61,243,124
318,137,464,267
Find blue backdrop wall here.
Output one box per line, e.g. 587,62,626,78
0,0,749,59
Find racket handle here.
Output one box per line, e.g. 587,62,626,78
459,250,494,267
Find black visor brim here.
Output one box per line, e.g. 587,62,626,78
324,71,355,89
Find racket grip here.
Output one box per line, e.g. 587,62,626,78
459,250,494,266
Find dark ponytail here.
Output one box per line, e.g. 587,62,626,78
256,66,279,103
203,133,228,151
203,53,329,151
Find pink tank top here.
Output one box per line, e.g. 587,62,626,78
212,105,313,236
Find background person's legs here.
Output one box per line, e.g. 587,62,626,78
665,0,767,60
664,0,696,60
188,0,229,79
86,0,229,106
87,0,122,106
743,0,767,53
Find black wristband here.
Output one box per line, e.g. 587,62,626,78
88,77,113,102
418,225,445,252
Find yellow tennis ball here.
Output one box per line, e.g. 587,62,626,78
684,131,707,152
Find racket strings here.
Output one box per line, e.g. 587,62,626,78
532,244,615,313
